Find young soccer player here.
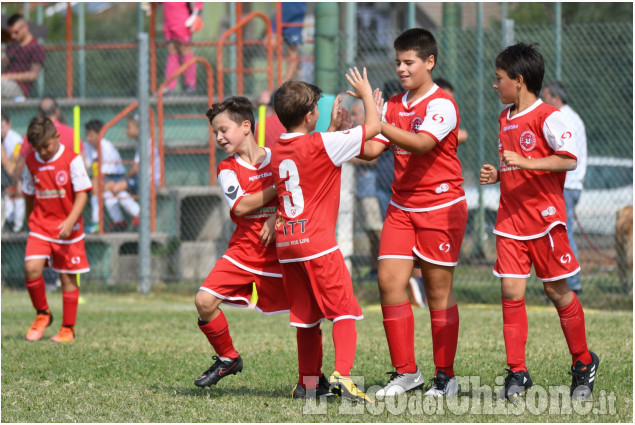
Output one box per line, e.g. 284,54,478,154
356,28,467,397
270,68,381,403
21,115,92,342
193,97,291,390
83,119,128,233
480,42,598,401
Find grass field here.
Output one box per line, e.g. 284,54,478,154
1,289,632,422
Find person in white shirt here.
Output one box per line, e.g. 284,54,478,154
542,80,587,294
84,119,130,232
1,110,25,232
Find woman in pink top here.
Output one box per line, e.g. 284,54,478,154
162,2,202,94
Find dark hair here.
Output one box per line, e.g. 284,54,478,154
26,115,57,148
7,14,25,27
495,42,545,97
434,78,454,92
1,110,10,123
85,119,104,134
394,28,438,68
37,96,59,119
206,96,255,134
273,80,322,130
544,80,568,104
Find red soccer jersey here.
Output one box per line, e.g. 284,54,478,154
271,126,366,262
373,85,465,210
217,147,281,276
22,144,92,243
494,100,578,239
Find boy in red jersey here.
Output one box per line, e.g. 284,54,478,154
480,42,598,401
357,28,467,397
270,68,381,403
193,97,291,390
21,116,92,342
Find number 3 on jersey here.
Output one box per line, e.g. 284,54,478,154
279,159,304,218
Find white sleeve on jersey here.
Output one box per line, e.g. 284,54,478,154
543,111,578,159
218,168,245,210
70,155,93,192
419,98,457,142
21,166,35,195
372,101,390,145
321,125,365,167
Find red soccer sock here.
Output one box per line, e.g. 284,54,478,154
502,297,528,372
297,325,323,389
25,276,48,312
61,289,80,327
382,301,417,374
430,304,459,378
198,311,239,359
557,293,592,365
332,319,357,377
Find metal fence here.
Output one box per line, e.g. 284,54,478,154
1,9,632,309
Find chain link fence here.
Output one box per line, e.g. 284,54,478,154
1,6,631,309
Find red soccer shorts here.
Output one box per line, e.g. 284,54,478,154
378,201,468,266
25,235,90,274
200,257,289,315
281,250,363,328
494,225,581,281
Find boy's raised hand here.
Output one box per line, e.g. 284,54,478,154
373,88,384,117
345,67,372,100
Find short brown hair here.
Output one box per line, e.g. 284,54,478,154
206,96,255,134
273,80,322,130
394,28,438,68
26,115,57,148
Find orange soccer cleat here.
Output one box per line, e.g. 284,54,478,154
51,326,75,342
25,310,53,341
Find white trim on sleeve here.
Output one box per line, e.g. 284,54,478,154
322,126,365,167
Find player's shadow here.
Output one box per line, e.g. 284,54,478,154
150,384,291,399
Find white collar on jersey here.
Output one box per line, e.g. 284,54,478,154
233,146,272,170
35,143,65,164
279,132,305,140
402,84,439,109
507,99,544,120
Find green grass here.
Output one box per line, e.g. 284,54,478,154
1,290,632,422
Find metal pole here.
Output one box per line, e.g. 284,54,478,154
36,5,44,97
345,3,356,69
228,3,237,95
501,2,514,48
473,2,486,259
78,3,86,98
407,3,416,29
555,2,562,80
138,33,152,294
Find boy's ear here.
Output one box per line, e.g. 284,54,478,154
425,54,435,71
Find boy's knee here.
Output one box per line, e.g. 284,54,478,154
24,264,42,280
195,290,219,316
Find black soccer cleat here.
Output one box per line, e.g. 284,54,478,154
570,351,600,400
194,355,243,387
500,368,533,400
292,374,335,399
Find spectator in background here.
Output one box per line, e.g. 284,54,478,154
434,78,469,145
253,89,285,148
161,2,203,96
542,80,587,295
2,110,25,232
110,115,161,231
273,2,307,82
1,14,45,99
83,119,128,233
13,96,86,188
348,99,383,279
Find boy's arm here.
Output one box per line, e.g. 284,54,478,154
233,185,278,217
345,67,381,140
502,151,576,172
380,122,438,155
58,191,88,239
357,139,386,161
480,164,500,185
259,212,277,246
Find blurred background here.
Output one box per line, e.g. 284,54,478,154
1,2,632,310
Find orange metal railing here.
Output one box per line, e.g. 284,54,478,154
96,105,157,234
216,11,275,101
156,56,216,186
274,2,315,87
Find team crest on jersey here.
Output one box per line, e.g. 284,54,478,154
519,131,536,152
55,170,68,186
410,116,423,133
